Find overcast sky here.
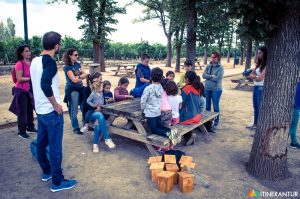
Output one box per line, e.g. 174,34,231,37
0,0,167,44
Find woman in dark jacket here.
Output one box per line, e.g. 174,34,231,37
9,45,37,139
62,48,89,134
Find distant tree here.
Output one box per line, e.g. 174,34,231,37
6,18,16,38
30,36,42,58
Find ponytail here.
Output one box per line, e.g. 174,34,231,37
185,71,205,97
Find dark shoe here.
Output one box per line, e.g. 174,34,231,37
18,132,30,139
27,128,38,133
41,173,52,182
73,128,83,135
290,142,300,149
50,179,77,192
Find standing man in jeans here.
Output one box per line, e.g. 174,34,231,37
290,81,300,149
202,52,224,129
30,31,77,192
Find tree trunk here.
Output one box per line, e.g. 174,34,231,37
186,0,196,70
254,40,259,64
239,46,244,65
93,41,100,64
203,44,208,65
246,2,300,180
166,32,172,67
175,27,184,73
99,44,105,72
226,47,231,63
245,37,253,69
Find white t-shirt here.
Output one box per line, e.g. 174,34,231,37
254,67,264,86
167,95,183,118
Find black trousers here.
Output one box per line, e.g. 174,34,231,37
17,93,34,133
146,116,171,137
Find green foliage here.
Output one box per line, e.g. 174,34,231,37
29,36,42,58
2,37,23,62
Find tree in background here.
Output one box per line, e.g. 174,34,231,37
6,18,16,38
229,0,300,180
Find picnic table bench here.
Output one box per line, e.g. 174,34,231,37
231,77,254,88
111,63,136,77
101,98,219,155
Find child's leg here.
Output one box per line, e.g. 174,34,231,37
156,116,171,133
147,117,169,137
92,112,110,141
160,110,172,127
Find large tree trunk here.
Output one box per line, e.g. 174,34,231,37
166,32,172,67
226,47,231,63
203,44,208,65
186,0,196,70
93,41,100,64
239,46,244,65
254,40,259,64
245,37,253,69
99,44,105,72
246,2,300,180
175,27,184,73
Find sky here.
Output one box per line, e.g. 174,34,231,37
0,0,167,44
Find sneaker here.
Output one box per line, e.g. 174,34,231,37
93,144,99,153
50,179,77,192
18,132,30,139
27,128,38,133
169,128,181,145
185,132,196,146
42,173,52,182
246,124,257,130
73,128,83,135
290,142,300,149
105,139,116,149
80,126,88,133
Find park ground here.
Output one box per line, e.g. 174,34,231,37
0,60,299,199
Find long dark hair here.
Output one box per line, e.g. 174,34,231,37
256,46,267,72
16,45,30,61
62,48,77,66
87,72,101,89
185,71,205,97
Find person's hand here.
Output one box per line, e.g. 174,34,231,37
211,75,216,78
126,95,134,100
248,74,256,79
95,107,101,112
108,98,114,102
54,103,63,115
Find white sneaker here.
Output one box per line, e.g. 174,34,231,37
105,139,116,149
93,144,99,153
80,126,88,133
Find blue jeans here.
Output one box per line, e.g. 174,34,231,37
290,108,300,144
253,86,263,125
69,91,83,130
205,90,222,126
89,111,109,144
37,111,63,186
146,116,171,137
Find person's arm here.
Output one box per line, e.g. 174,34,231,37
114,88,127,101
66,70,82,84
87,92,98,107
140,87,150,111
254,68,266,82
15,62,30,82
210,67,224,82
248,68,257,79
202,65,213,80
41,58,62,114
180,91,187,110
137,68,150,83
179,95,183,109
79,65,89,79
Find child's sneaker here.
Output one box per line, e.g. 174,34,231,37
41,173,52,182
169,128,181,145
80,126,88,133
50,179,77,192
93,144,99,153
105,139,116,149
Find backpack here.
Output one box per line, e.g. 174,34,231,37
12,61,24,84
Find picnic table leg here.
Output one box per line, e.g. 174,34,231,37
115,66,120,76
198,125,209,134
132,121,158,156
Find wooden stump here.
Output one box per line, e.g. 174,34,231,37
149,162,165,183
178,172,195,193
179,156,193,164
148,156,162,165
180,162,196,171
157,171,175,193
164,154,176,164
165,163,179,185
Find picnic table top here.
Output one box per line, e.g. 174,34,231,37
115,63,136,67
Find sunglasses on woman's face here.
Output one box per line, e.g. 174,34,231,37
211,56,216,59
74,54,78,57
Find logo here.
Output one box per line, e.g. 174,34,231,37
248,189,260,198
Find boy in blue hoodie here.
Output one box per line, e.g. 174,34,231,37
131,54,151,97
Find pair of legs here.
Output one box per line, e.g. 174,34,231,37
17,92,35,135
290,108,300,145
253,86,263,126
205,90,222,126
68,91,83,131
146,116,171,137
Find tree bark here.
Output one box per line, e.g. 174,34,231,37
239,46,244,65
246,2,300,180
186,0,196,70
166,32,172,67
254,40,259,64
226,47,231,63
93,41,100,64
203,44,208,65
99,43,105,72
175,27,184,73
245,37,253,69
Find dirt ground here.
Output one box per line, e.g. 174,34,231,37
0,60,299,199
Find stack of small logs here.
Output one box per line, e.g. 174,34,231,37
148,155,196,193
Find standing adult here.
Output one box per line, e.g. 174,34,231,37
202,52,224,129
62,48,88,135
9,45,37,139
30,31,77,192
246,47,267,130
289,82,300,149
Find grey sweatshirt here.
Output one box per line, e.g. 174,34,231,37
141,83,163,117
202,63,224,91
87,91,104,107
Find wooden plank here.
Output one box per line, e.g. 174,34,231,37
101,110,142,122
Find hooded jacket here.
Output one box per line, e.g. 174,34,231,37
202,62,224,91
180,84,205,124
141,83,163,117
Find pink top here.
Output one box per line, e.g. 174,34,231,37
161,91,172,111
15,60,31,92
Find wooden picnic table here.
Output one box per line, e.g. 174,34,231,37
101,98,219,155
112,63,136,77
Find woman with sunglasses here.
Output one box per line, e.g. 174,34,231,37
62,48,88,134
202,52,224,130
